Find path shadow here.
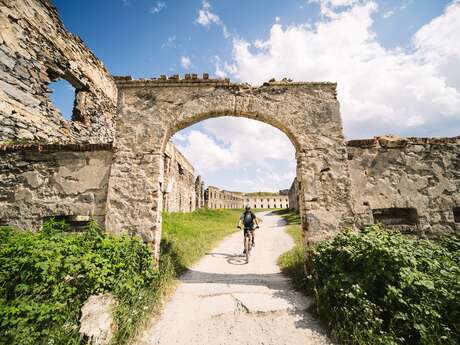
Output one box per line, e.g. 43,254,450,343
180,268,290,289
206,252,247,265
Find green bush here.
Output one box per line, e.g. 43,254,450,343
306,226,460,345
0,209,241,345
0,220,157,345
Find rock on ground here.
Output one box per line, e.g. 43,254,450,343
79,293,117,345
135,211,333,345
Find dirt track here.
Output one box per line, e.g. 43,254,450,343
135,211,332,345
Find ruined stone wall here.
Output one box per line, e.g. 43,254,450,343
243,194,289,209
347,136,460,235
205,186,244,209
288,178,299,211
0,143,113,230
163,141,196,212
0,0,117,144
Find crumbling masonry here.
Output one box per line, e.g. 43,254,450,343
0,0,459,260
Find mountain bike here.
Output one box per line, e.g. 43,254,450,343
239,226,259,263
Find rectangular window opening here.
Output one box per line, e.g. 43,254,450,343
43,215,91,232
372,208,418,226
454,207,460,223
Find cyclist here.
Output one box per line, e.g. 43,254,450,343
237,205,259,254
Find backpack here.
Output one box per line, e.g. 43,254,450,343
243,211,255,228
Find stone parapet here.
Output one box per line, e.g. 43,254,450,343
347,135,460,148
114,75,337,92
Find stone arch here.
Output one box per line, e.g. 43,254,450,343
163,110,302,154
105,76,355,259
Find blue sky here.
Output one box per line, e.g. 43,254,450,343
50,0,460,192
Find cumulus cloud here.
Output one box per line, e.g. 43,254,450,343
150,1,165,14
195,0,230,38
220,0,460,138
173,118,296,191
181,56,192,69
201,117,294,166
175,130,235,172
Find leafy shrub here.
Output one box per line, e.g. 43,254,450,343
0,220,157,345
0,209,241,345
306,226,460,345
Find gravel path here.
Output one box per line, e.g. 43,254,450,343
135,211,333,345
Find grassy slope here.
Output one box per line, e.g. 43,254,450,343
161,208,241,269
276,209,308,290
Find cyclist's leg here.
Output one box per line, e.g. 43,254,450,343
243,229,249,253
251,230,255,247
244,232,250,262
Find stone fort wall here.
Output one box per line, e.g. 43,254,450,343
163,141,202,213
205,186,245,209
243,194,289,209
347,136,460,236
0,141,202,230
288,136,460,235
0,143,113,230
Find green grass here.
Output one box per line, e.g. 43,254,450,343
161,208,241,270
276,209,308,290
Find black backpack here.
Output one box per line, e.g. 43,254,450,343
243,211,255,228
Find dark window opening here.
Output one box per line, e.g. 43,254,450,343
43,215,91,232
454,207,460,223
178,163,184,175
372,208,418,226
0,218,8,227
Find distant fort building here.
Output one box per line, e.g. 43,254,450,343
243,194,289,209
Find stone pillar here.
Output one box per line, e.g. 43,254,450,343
105,150,164,260
296,147,355,245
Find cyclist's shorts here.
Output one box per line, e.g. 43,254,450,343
243,228,254,237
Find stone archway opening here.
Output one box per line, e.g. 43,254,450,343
105,76,355,260
164,115,296,213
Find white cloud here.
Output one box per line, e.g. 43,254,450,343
150,1,166,14
220,0,460,138
162,36,177,49
195,0,230,38
201,117,295,167
176,130,235,173
308,0,361,17
173,117,296,191
383,9,395,18
383,0,413,19
181,56,192,69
